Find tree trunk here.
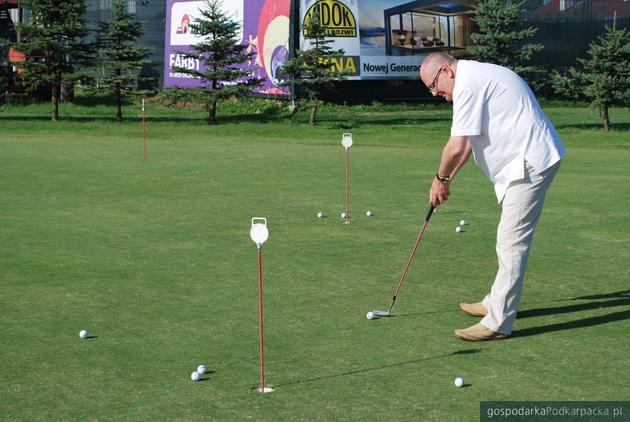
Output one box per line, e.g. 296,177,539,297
116,87,123,122
61,81,74,102
51,83,60,121
309,101,318,125
208,99,217,124
602,104,610,131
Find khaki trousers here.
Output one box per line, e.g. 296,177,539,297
481,160,561,334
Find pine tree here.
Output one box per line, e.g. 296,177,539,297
96,0,151,122
280,12,349,125
470,0,544,88
171,0,261,124
0,38,9,101
12,0,92,121
552,19,630,131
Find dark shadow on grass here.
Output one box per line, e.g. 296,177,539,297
517,290,630,307
513,290,630,337
83,335,98,339
397,309,454,317
452,349,481,355
198,371,216,382
518,290,630,319
274,349,481,388
569,290,630,301
512,309,630,338
517,298,630,319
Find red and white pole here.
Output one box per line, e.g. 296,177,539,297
345,149,350,224
249,218,272,393
341,133,353,224
257,245,265,391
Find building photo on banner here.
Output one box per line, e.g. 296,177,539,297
163,0,292,95
299,0,476,80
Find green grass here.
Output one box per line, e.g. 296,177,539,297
1,100,629,421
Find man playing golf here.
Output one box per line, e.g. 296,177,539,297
419,52,565,341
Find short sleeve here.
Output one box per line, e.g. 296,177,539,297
451,86,484,137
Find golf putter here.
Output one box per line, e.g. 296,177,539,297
369,203,435,319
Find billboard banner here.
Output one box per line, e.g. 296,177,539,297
164,0,291,95
299,0,476,79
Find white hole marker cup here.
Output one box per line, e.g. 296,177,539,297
341,133,353,150
250,218,269,249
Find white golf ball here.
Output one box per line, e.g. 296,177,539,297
191,371,201,381
341,212,346,219
197,365,207,374
454,377,464,387
366,210,373,217
456,226,462,233
460,219,466,226
317,212,324,218
79,330,88,339
366,311,374,320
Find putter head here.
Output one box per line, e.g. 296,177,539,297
373,310,390,317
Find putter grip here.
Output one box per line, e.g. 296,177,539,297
425,204,435,221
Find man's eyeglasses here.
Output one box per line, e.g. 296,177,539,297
427,67,444,92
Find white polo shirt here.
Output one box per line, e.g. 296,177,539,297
451,60,566,202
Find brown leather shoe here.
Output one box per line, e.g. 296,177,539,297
459,302,488,317
454,323,510,341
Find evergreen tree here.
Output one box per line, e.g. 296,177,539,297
171,0,261,124
280,12,349,125
552,19,630,131
470,0,544,88
96,0,151,122
0,38,9,101
12,0,92,121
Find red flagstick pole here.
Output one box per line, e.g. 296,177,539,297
142,98,147,161
345,149,349,224
257,246,265,391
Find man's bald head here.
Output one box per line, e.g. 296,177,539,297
420,53,457,82
419,53,458,101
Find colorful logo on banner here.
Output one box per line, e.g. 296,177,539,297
176,14,191,34
303,0,357,37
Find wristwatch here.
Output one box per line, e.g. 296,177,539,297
435,173,451,185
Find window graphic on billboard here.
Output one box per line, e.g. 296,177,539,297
164,0,291,95
300,0,476,79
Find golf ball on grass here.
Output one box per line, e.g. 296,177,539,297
454,377,464,388
366,311,374,320
191,371,201,381
197,365,207,374
341,212,346,219
456,226,462,233
460,219,466,226
366,210,373,217
317,212,324,218
79,330,88,339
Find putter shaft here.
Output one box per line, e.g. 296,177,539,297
386,204,435,313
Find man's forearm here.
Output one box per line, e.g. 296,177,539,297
450,140,472,180
437,136,470,178
429,136,469,206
